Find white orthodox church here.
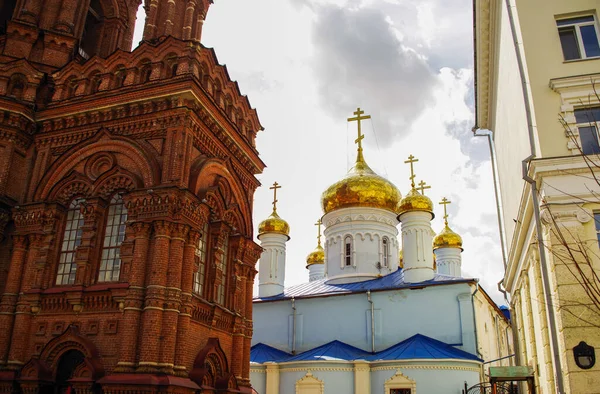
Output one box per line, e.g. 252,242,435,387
250,109,512,394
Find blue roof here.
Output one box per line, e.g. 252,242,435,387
284,340,370,362
367,334,481,361
250,343,291,363
254,269,473,302
251,334,481,364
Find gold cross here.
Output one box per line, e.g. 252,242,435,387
315,219,322,247
440,197,451,226
270,182,281,212
417,180,431,195
404,155,419,188
347,107,371,153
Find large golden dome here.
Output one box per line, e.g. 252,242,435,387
258,210,290,239
397,188,434,217
306,245,325,267
321,155,402,214
433,225,463,250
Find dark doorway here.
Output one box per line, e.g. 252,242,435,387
80,0,104,59
55,349,85,394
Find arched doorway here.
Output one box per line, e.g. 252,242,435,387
54,349,85,394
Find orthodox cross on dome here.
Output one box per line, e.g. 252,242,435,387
347,107,371,158
270,182,282,212
417,180,431,195
315,219,322,247
404,155,419,189
440,197,451,226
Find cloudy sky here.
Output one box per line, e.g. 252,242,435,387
135,0,505,303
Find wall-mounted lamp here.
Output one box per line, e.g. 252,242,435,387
574,341,595,369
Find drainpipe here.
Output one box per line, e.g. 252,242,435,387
291,297,297,355
502,0,565,389
470,281,483,359
473,129,509,272
367,290,375,353
523,157,565,393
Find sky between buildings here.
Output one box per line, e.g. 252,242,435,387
133,0,506,304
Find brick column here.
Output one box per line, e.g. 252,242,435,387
159,224,188,373
116,222,150,372
182,0,197,40
231,324,245,380
142,0,159,40
19,0,43,23
138,221,171,373
54,0,80,34
0,235,28,365
174,229,200,375
7,234,43,369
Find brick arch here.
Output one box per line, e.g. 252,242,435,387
189,158,251,235
189,338,233,389
37,325,105,380
47,172,94,205
36,132,160,202
92,166,142,199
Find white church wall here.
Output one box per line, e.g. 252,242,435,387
250,367,266,394
252,282,475,354
279,367,354,394
371,366,479,394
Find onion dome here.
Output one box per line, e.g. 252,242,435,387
306,245,325,267
322,153,401,214
433,225,463,251
258,181,290,239
397,188,434,217
258,210,290,238
433,197,462,250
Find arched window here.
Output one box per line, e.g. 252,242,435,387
99,194,127,282
90,73,102,93
140,63,152,83
65,78,77,99
382,237,389,267
114,67,126,88
193,221,209,295
80,0,104,58
57,199,85,285
0,2,16,35
344,236,352,267
7,74,26,100
217,236,229,305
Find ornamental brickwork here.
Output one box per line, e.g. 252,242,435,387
0,1,264,393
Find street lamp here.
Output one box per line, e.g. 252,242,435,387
573,341,595,369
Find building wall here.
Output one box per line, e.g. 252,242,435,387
253,283,475,355
476,0,600,392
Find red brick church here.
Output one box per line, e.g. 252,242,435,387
0,1,264,392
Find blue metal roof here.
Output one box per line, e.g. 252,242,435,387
367,334,481,361
284,340,370,362
251,334,480,364
254,269,473,302
250,343,291,363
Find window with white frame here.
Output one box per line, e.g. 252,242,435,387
98,194,127,282
594,212,600,246
557,16,600,61
56,199,85,285
193,221,209,295
344,236,352,266
575,106,600,154
382,237,389,267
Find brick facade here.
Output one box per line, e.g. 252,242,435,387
0,1,264,393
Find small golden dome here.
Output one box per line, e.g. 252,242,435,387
397,188,434,217
321,156,402,214
433,225,463,250
306,245,325,267
258,210,290,239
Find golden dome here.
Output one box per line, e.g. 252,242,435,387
306,245,325,267
321,154,402,214
433,225,463,250
258,210,290,239
397,188,434,217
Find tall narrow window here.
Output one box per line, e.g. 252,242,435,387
382,237,389,267
557,16,600,60
344,236,352,267
194,221,209,295
594,212,600,247
99,194,127,282
576,107,600,155
56,199,85,285
217,236,229,305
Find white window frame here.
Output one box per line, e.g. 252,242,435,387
575,106,600,154
193,221,209,296
382,237,389,267
98,193,127,282
556,15,600,61
56,198,85,285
